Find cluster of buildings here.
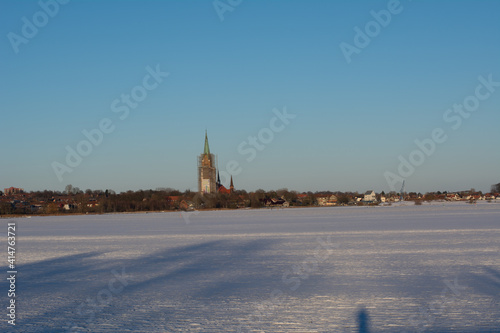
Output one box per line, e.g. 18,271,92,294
4,187,23,196
0,188,97,214
429,192,500,202
2,191,51,213
1,187,35,213
313,190,500,206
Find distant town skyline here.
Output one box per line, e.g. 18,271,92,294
1,1,499,194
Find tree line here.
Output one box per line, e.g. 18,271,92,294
1,182,499,215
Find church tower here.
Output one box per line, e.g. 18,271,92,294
198,131,216,194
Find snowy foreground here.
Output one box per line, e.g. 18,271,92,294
1,202,499,332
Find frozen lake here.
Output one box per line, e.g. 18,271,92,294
1,202,499,332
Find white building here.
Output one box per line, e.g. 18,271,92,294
363,190,376,202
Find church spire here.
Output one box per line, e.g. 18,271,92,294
230,175,234,192
199,130,216,194
204,130,210,155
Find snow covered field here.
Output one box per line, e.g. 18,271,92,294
1,202,499,332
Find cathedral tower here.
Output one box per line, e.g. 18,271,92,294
198,131,217,194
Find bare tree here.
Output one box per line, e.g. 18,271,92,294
65,184,73,195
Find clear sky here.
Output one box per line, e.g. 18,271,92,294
1,0,499,194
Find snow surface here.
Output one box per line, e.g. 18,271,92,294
1,202,499,332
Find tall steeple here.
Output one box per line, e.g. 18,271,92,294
230,175,234,193
204,130,210,155
198,130,216,194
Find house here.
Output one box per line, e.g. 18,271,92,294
316,196,327,206
63,203,77,211
363,190,376,202
296,194,307,203
263,198,288,207
471,194,483,201
316,195,338,206
166,196,181,204
236,195,249,208
179,200,195,211
484,193,496,200
4,187,24,196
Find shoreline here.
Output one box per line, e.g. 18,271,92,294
1,200,498,219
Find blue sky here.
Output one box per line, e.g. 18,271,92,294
1,0,499,194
